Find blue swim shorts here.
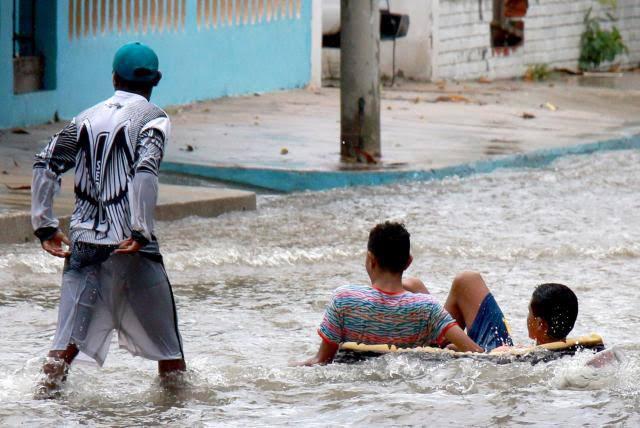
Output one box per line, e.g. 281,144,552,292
467,293,513,351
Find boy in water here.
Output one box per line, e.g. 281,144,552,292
407,272,578,351
31,42,185,396
300,222,483,365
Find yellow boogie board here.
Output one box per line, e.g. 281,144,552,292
338,333,605,364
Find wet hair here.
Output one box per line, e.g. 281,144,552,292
113,72,160,95
530,283,578,340
367,222,410,274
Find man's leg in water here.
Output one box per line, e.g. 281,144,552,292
158,358,186,377
39,343,79,393
444,271,490,331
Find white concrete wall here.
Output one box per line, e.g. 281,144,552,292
311,0,323,89
321,0,640,82
380,0,433,80
322,0,434,81
435,0,640,80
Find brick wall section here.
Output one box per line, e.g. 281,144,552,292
436,0,640,80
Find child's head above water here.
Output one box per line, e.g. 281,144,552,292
527,283,578,344
367,222,411,274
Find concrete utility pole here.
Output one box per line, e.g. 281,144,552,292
340,0,381,164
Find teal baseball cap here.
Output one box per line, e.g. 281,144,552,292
112,42,160,82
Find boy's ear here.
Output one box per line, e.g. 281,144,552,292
366,251,379,271
536,317,548,335
404,254,413,271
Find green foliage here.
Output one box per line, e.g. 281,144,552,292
597,0,617,8
579,8,628,71
525,64,551,81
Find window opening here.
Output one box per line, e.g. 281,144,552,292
491,0,528,51
13,0,57,94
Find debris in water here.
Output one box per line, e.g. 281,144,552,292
11,128,29,135
522,112,536,119
478,76,492,84
180,144,195,152
542,102,558,111
280,148,289,155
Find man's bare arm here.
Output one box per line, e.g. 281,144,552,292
444,325,484,353
295,340,339,366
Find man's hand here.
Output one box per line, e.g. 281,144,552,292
41,231,71,258
114,237,142,254
292,339,339,366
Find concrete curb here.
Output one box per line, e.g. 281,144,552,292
162,134,640,192
0,188,256,245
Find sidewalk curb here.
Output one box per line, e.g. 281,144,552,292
0,190,256,245
162,134,640,192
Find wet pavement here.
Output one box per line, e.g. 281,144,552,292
164,72,640,172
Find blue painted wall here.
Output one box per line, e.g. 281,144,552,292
0,0,312,129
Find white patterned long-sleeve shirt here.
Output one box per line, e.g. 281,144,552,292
31,90,170,247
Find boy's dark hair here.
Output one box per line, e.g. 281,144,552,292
367,222,410,274
530,283,578,340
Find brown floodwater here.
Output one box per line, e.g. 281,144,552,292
1,150,639,426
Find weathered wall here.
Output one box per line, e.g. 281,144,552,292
322,0,639,82
435,0,640,80
1,0,312,129
323,0,434,81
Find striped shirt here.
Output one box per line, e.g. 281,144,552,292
318,284,457,347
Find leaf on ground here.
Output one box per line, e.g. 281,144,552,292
5,184,31,191
434,95,471,103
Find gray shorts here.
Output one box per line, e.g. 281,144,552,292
52,247,184,366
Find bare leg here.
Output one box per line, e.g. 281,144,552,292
402,277,430,294
36,344,79,398
444,272,490,331
158,358,186,377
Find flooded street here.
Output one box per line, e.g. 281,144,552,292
1,150,640,426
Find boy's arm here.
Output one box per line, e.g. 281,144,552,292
444,324,484,353
32,120,78,256
297,339,339,366
295,290,345,366
116,117,169,253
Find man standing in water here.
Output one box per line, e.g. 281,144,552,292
31,42,185,396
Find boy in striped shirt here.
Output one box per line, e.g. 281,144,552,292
301,222,482,365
